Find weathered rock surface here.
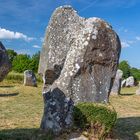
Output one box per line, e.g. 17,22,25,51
39,5,121,134
121,79,126,87
0,42,11,82
125,76,135,87
41,88,73,134
24,70,37,87
111,69,123,95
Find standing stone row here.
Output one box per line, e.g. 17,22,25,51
38,5,121,135
110,69,123,95
121,76,135,87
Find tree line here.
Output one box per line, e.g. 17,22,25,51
119,61,140,81
7,49,40,73
6,49,140,81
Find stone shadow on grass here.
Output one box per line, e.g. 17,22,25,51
0,85,15,88
113,117,140,140
119,93,134,96
0,92,19,97
0,128,53,140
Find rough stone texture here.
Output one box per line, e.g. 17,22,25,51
0,42,11,82
39,5,121,134
24,70,37,87
125,76,135,87
121,79,126,87
41,88,73,134
110,69,123,95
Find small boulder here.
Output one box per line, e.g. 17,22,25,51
41,88,73,135
0,42,11,82
121,79,126,87
111,69,123,95
24,70,37,87
125,76,135,87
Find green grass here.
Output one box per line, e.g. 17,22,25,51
0,80,44,140
0,80,140,140
5,71,42,83
110,86,140,140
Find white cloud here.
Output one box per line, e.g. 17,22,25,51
124,29,128,33
32,45,41,48
136,36,140,41
40,37,44,42
0,27,35,41
121,40,135,48
121,41,130,48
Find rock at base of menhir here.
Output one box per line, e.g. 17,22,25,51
110,69,123,95
39,5,121,135
125,76,135,87
40,88,73,135
24,70,37,87
0,42,11,82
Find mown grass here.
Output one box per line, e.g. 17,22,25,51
0,80,44,140
5,71,42,83
110,86,140,140
0,79,140,140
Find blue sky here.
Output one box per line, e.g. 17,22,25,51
0,0,140,68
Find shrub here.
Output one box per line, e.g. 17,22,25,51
5,72,42,83
12,54,31,73
73,103,117,140
5,72,24,83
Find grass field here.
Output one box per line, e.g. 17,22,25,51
0,79,140,140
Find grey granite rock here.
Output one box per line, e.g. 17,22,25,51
39,5,121,134
24,70,37,87
121,79,126,87
125,76,135,87
40,88,73,134
111,69,123,95
0,42,11,82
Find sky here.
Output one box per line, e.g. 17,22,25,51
0,0,140,68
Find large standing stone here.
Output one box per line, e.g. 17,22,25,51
39,6,121,134
110,69,123,95
0,42,11,82
125,76,135,87
24,70,37,87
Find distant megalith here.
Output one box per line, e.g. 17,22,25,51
24,70,37,87
110,69,123,95
121,79,126,87
125,76,135,87
39,6,121,134
0,42,11,82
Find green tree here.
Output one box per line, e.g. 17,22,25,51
130,67,140,81
29,51,40,73
7,49,17,63
12,54,31,73
119,61,131,79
